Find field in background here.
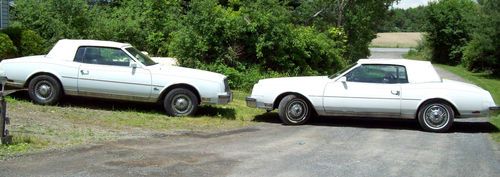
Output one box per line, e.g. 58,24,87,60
370,32,423,48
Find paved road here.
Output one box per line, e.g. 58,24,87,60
369,48,410,59
1,49,499,177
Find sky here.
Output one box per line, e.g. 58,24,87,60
393,0,435,9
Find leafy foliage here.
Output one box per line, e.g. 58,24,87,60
423,0,477,65
0,27,45,57
0,33,17,60
462,0,500,76
20,30,47,56
10,0,396,89
379,6,427,32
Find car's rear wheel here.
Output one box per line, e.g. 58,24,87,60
278,95,311,125
164,88,198,117
28,75,62,105
417,101,454,132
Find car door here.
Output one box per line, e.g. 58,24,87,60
75,46,152,101
323,64,408,118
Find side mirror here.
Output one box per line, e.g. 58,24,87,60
338,76,347,83
130,62,139,68
141,51,149,56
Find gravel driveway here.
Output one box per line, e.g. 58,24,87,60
1,48,499,177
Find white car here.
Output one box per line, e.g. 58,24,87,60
0,39,232,116
246,59,498,132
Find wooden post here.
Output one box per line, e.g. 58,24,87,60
0,76,11,145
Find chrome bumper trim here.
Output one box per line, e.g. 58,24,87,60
246,97,257,108
218,92,232,104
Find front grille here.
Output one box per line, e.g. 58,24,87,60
224,78,230,92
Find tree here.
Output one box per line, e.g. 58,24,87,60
424,0,477,65
462,0,500,75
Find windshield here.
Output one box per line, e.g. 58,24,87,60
328,63,357,79
125,47,157,66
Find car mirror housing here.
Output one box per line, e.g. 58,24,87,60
338,76,347,83
130,62,139,68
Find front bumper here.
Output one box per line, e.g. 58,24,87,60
246,97,273,110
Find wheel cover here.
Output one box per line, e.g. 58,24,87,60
286,99,308,123
423,104,450,129
171,94,193,115
34,81,53,101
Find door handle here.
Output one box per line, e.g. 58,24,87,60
80,70,89,75
391,90,400,96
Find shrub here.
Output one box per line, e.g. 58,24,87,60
0,33,18,60
20,30,47,56
0,26,23,53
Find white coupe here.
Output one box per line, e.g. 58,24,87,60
0,39,232,116
246,59,498,132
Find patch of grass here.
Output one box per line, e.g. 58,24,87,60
0,135,49,158
403,49,427,61
434,64,500,141
1,90,263,158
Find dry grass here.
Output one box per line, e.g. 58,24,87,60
370,32,423,48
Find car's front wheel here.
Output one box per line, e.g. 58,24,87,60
164,88,198,117
417,101,454,132
278,95,311,125
28,75,62,105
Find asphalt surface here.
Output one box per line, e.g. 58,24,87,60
1,49,499,177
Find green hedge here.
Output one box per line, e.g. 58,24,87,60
0,33,17,60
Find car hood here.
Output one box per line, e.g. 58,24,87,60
147,65,226,82
258,76,330,86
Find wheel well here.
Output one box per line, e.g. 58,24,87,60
158,84,201,104
24,72,65,95
273,92,318,116
417,98,460,118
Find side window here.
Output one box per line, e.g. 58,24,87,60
79,47,131,66
345,64,408,84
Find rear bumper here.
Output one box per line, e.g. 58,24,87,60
218,91,233,104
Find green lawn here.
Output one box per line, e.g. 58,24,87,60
434,64,500,142
1,90,265,158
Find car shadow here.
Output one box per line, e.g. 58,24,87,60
253,112,499,133
8,90,236,119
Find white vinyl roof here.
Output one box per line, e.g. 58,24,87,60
357,59,442,83
46,39,132,61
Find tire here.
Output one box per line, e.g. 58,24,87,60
278,95,311,125
163,88,198,117
28,75,62,105
417,101,454,132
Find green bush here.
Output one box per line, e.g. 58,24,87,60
424,0,477,65
199,63,289,90
20,30,47,56
0,33,18,60
0,26,24,52
462,0,499,76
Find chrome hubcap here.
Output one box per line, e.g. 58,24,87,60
290,104,303,117
424,104,449,129
35,82,53,100
171,94,192,114
286,100,308,123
